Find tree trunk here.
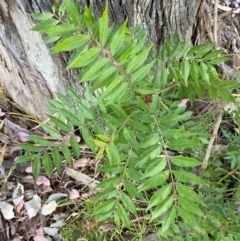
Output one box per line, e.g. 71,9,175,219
0,0,212,121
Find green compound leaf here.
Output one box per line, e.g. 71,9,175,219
170,156,202,167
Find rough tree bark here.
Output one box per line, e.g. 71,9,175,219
0,0,212,121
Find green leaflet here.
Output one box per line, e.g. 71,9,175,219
173,170,207,185
44,24,77,36
97,176,121,189
95,189,118,201
147,184,172,210
99,6,109,46
70,134,80,159
120,192,137,216
51,35,89,53
203,49,223,60
167,138,197,150
52,147,62,173
33,156,41,179
15,154,36,164
178,196,204,217
110,20,127,57
55,92,73,107
42,152,53,177
200,62,209,84
131,60,155,83
63,0,82,26
181,60,190,86
101,76,124,98
47,115,72,133
161,207,176,234
190,61,200,83
61,141,72,165
105,83,128,105
31,19,59,32
170,156,202,167
162,129,193,140
80,58,110,82
178,207,198,227
150,196,174,222
140,133,160,148
91,67,118,91
139,170,169,191
67,47,101,68
126,46,152,73
31,12,53,21
154,67,168,89
137,145,162,166
41,124,61,139
141,157,166,179
124,180,144,200
18,143,43,153
158,114,183,126
59,108,82,126
116,203,131,227
27,135,52,147
92,200,116,216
